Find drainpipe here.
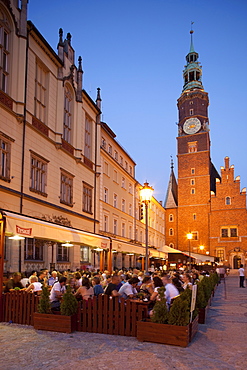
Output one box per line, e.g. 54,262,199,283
20,25,31,214
94,88,102,234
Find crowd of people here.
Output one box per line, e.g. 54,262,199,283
3,266,213,311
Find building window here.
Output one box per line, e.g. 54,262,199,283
34,62,46,123
120,156,123,166
225,196,231,205
221,228,228,237
114,150,118,161
83,182,93,213
191,168,195,174
104,188,108,203
191,179,195,185
125,161,128,171
221,227,238,237
84,116,92,160
122,223,125,237
193,213,196,220
57,243,69,262
140,230,143,242
169,243,174,248
80,245,89,262
129,183,133,194
121,177,125,188
103,215,108,232
104,161,109,175
189,101,193,105
24,238,43,261
0,24,10,93
63,86,73,143
113,219,118,235
101,137,106,148
169,228,173,236
113,193,118,208
129,203,132,216
191,232,198,240
121,199,126,212
216,249,224,261
169,214,174,222
129,166,133,176
191,188,195,194
60,170,73,206
108,144,112,155
0,135,11,181
190,109,194,115
188,141,197,153
113,169,118,183
129,225,132,239
30,152,48,196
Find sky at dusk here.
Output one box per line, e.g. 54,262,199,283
28,0,247,203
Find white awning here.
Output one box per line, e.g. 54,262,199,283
183,251,215,263
3,211,109,249
159,245,189,255
112,240,145,254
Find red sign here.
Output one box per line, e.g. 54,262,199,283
16,225,32,236
101,242,107,249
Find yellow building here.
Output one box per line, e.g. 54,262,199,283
0,0,108,273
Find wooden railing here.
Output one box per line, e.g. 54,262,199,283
2,292,148,337
3,291,39,326
77,295,148,337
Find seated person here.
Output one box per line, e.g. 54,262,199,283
104,275,120,297
118,277,139,299
48,271,58,286
92,277,104,296
140,276,154,298
182,273,193,290
162,275,180,306
75,277,94,300
25,275,42,294
49,276,67,310
149,276,163,303
4,272,24,293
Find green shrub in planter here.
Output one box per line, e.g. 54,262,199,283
151,287,169,324
60,285,78,316
168,295,190,326
38,285,51,314
196,281,207,309
200,277,211,302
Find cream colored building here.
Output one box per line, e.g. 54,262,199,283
0,0,109,273
100,121,166,270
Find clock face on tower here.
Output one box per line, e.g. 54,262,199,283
183,117,201,134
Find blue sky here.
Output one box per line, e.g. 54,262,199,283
28,0,247,202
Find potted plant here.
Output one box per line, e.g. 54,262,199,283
136,287,198,347
33,285,78,333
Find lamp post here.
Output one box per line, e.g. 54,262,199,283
187,233,193,271
140,182,154,273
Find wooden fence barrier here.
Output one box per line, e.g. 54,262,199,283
2,291,39,326
2,292,148,337
77,295,149,337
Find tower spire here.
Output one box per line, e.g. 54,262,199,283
189,21,195,53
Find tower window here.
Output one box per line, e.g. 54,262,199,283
193,213,196,220
189,101,193,105
191,188,195,194
191,179,195,185
191,168,195,175
190,109,194,115
225,197,231,205
169,228,174,236
169,214,174,222
188,142,197,153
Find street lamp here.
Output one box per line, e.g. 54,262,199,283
199,245,204,253
187,233,193,271
140,182,154,273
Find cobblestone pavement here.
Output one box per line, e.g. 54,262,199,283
1,272,247,370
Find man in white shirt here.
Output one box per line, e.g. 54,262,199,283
50,276,67,310
118,277,139,299
239,264,245,288
162,275,179,306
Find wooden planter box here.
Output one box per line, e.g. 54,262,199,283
136,316,198,347
198,298,211,324
33,312,77,334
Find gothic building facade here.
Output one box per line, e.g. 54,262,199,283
164,31,247,269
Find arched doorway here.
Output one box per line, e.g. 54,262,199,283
233,255,241,269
